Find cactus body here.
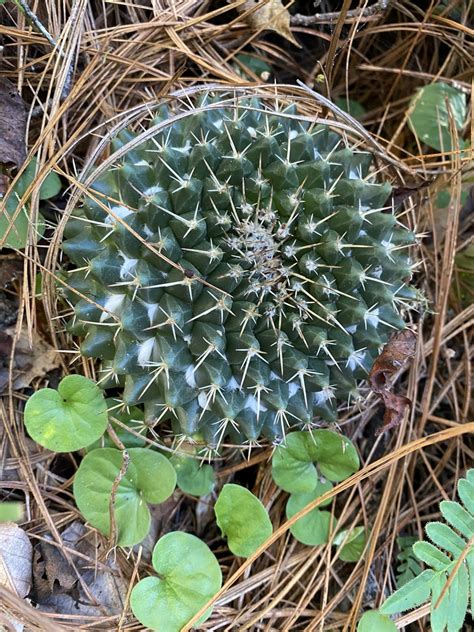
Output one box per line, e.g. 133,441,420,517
62,92,416,448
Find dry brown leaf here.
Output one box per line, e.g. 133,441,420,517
33,540,77,597
0,79,27,168
33,522,127,617
369,329,417,434
0,257,23,288
0,326,60,394
0,523,33,599
240,0,300,46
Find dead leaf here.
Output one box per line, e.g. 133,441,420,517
0,79,27,169
369,329,417,434
0,523,33,598
0,257,23,288
33,540,77,598
0,174,9,195
239,0,300,46
33,522,127,618
0,325,60,394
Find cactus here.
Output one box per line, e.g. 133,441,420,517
61,91,416,450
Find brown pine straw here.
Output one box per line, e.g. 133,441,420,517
0,1,472,630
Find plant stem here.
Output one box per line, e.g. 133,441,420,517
291,0,390,26
12,0,74,99
13,0,57,49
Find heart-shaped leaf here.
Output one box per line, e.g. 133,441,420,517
24,375,108,452
286,480,334,546
15,156,62,200
0,195,45,250
1,156,61,250
73,447,177,546
170,454,215,497
335,97,366,119
272,430,359,494
214,484,272,557
130,531,222,631
334,526,368,562
409,82,467,152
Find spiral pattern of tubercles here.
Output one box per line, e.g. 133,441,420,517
62,93,416,449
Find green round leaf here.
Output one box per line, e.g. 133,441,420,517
171,454,215,497
334,526,368,562
409,82,467,152
73,447,177,546
1,156,60,250
0,197,45,250
235,53,272,80
335,97,366,119
130,531,222,631
24,375,108,452
272,430,359,494
286,480,334,546
357,611,397,632
15,156,62,200
214,484,272,558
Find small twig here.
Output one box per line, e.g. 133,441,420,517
107,421,126,451
291,0,389,26
13,0,57,49
108,449,130,548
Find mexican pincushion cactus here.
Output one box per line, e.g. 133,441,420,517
61,91,416,448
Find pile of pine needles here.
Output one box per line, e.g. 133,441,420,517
0,1,472,630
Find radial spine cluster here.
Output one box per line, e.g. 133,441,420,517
62,92,416,449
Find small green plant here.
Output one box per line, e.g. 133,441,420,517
215,483,273,557
170,451,216,497
130,531,222,632
24,375,108,452
366,469,474,632
285,479,334,545
409,82,468,152
396,535,422,587
334,526,369,562
73,447,176,547
272,430,365,553
1,155,61,249
271,429,360,493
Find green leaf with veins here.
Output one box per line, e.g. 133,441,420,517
73,447,176,547
271,430,359,494
130,531,222,631
171,453,215,497
409,82,467,152
24,375,108,452
215,484,272,557
334,526,368,562
286,480,334,546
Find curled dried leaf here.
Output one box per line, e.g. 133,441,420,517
369,329,417,434
240,0,300,47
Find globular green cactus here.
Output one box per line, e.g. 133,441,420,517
61,91,416,449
